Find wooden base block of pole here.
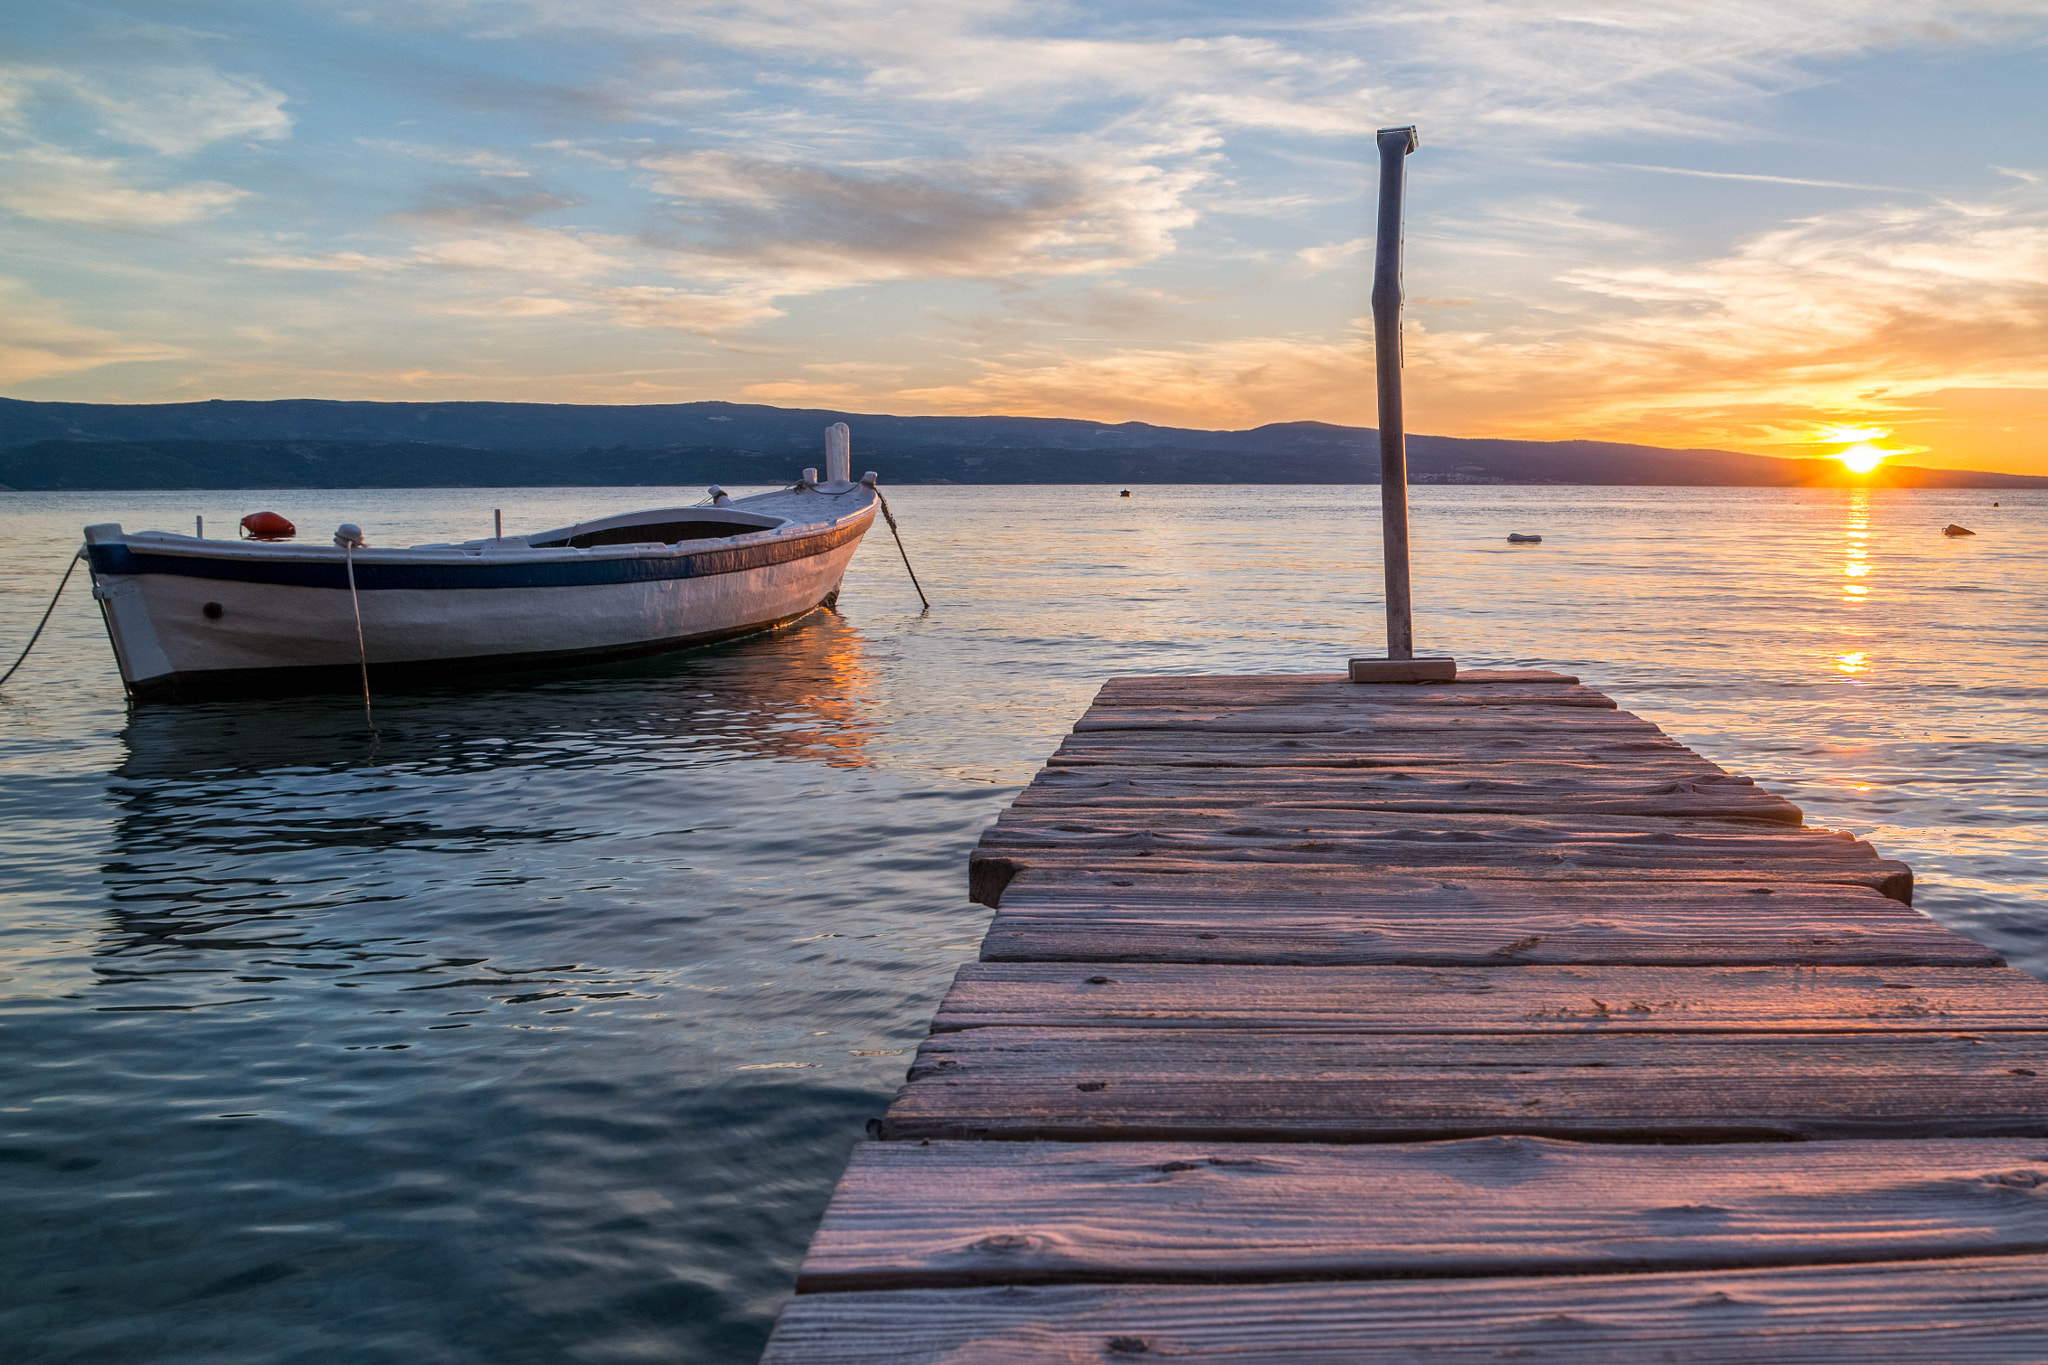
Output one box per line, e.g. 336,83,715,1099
1348,656,1458,683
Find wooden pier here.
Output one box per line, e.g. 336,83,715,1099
766,671,2048,1360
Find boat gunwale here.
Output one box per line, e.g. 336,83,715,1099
96,503,871,566
84,501,878,589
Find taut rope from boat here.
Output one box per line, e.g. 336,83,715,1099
0,546,85,690
336,525,376,730
871,489,929,611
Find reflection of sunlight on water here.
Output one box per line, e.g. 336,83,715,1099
1841,489,1872,605
801,629,880,769
1835,651,1869,675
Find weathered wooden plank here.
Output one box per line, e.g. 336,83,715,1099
1024,767,1761,795
885,1027,2048,1141
929,962,2048,1034
972,853,1918,908
1062,721,1681,742
976,827,1901,888
764,1256,2048,1364
997,874,1881,909
1096,676,1607,707
1036,762,1733,791
981,893,1998,967
1010,788,1803,824
1060,722,1685,744
1014,771,1795,821
1074,706,1645,734
984,877,1985,966
1098,669,1582,690
983,808,1870,848
1094,688,1622,709
994,863,1915,901
1089,687,1613,712
983,802,1835,843
1048,744,1708,771
976,835,1896,871
981,923,1995,968
1062,721,1690,741
795,1136,2048,1291
906,1024,2048,1079
1048,732,1703,765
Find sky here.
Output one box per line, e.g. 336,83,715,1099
3,2,2047,473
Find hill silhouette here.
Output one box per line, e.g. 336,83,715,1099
2,397,2040,489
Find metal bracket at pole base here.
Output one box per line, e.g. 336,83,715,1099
1348,656,1458,683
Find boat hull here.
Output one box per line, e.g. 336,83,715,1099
87,508,874,702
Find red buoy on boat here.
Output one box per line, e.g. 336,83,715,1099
239,511,296,541
239,511,296,540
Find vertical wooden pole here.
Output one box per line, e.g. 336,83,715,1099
1372,126,1418,660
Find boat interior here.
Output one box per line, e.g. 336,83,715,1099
525,507,785,549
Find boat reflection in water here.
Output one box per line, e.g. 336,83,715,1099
99,611,882,984
113,608,879,783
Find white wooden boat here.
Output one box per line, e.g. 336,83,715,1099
84,431,881,702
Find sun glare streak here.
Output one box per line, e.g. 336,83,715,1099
1840,489,1873,604
1836,442,1890,474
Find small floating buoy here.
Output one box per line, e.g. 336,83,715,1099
1943,524,1975,537
1119,490,1132,497
1506,533,1542,544
1993,501,2000,507
239,511,296,541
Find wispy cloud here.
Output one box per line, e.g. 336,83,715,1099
0,58,283,229
603,284,784,333
1296,237,1370,273
1599,162,1906,192
395,182,584,227
638,149,1202,283
0,61,289,156
360,140,535,178
0,277,185,383
0,146,250,226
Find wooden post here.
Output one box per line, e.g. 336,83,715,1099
1373,125,1417,661
825,423,851,485
1350,127,1453,683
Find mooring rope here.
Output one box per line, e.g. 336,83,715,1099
871,489,929,611
338,531,376,731
0,546,86,689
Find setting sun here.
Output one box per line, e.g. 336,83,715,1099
1835,442,1890,475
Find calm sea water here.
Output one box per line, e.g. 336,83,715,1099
3,483,2045,1363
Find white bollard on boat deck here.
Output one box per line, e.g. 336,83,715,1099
824,422,851,485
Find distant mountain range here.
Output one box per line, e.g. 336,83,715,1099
2,397,2041,489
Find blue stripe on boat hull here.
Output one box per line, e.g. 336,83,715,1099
88,517,869,592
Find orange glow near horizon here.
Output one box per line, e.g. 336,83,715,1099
1835,442,1891,474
